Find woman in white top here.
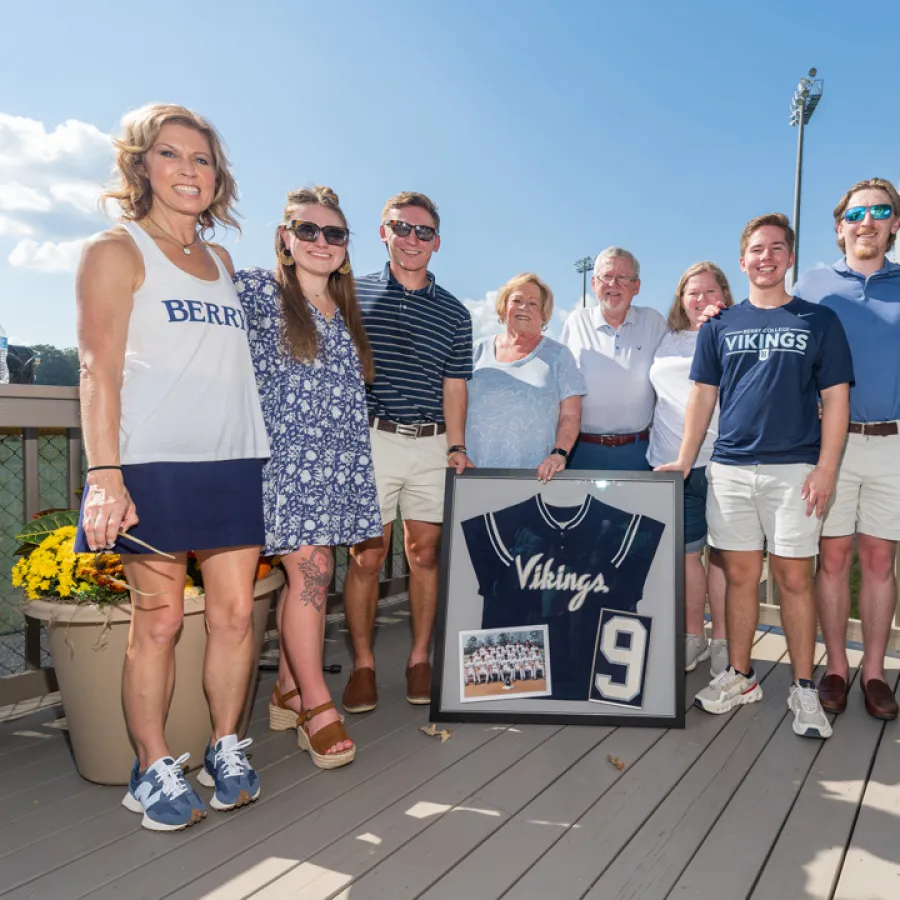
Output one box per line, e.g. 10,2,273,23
75,104,269,831
648,262,734,677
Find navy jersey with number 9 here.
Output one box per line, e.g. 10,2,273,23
461,493,664,700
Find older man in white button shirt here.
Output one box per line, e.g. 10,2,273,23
561,247,667,470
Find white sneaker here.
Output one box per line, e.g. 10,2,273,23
709,639,729,678
685,634,710,672
695,666,763,714
787,684,832,739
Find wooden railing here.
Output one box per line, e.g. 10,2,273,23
0,386,409,707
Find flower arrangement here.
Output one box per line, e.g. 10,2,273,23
11,523,129,605
11,510,276,608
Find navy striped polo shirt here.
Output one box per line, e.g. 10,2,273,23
356,263,473,424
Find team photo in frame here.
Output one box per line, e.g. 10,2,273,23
430,469,685,728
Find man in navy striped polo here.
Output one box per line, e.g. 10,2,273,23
342,192,473,712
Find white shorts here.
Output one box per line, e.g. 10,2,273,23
822,430,900,541
707,462,822,558
370,427,448,526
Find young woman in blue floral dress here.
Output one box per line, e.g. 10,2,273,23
235,186,380,768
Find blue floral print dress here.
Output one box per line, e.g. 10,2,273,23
234,268,382,553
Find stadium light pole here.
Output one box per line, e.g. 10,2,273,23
575,256,594,308
788,67,824,289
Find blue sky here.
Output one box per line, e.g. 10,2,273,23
2,0,898,348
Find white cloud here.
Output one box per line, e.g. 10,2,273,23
0,112,112,271
9,238,85,273
50,181,104,214
0,214,34,237
462,291,501,342
0,113,111,169
0,182,52,212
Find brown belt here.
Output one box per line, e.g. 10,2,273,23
848,421,899,437
369,416,446,438
579,429,650,447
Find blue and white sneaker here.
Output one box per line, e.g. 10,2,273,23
121,752,207,831
196,734,260,810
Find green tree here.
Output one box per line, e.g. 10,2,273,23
32,345,80,387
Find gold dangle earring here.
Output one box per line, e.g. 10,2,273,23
338,258,352,275
277,244,294,266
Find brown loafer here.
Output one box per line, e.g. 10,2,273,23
342,667,377,714
406,662,432,705
861,678,899,721
818,673,848,714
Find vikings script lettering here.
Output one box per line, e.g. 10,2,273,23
514,553,610,612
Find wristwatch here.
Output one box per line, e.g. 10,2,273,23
551,447,568,460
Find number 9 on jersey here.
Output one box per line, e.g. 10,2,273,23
589,609,653,709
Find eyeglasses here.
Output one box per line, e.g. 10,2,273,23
284,220,350,246
594,273,637,286
844,204,893,223
385,220,437,241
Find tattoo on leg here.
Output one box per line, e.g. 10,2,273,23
296,548,333,611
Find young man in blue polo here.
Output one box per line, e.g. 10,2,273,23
659,213,853,739
794,178,900,721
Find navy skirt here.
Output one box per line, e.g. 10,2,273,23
74,459,265,555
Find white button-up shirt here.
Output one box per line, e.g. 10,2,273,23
561,303,667,435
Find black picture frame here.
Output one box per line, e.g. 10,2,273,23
430,468,685,729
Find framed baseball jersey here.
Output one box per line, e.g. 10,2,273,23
431,470,685,728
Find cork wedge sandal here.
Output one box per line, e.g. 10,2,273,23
269,685,301,731
297,701,356,769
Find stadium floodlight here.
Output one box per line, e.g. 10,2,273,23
788,68,824,288
575,256,594,308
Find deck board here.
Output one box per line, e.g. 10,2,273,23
833,664,900,900
508,628,788,900
748,651,900,900
1,605,900,900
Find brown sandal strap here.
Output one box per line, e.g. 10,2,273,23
305,718,353,756
302,700,336,722
272,685,301,708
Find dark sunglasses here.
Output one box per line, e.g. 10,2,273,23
284,219,350,246
844,204,893,223
385,219,437,241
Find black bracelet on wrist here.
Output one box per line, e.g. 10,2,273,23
87,465,123,473
447,445,467,456
551,447,569,461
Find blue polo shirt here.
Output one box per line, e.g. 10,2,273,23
356,264,472,424
691,298,854,465
793,258,900,423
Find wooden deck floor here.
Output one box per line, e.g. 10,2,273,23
2,599,899,900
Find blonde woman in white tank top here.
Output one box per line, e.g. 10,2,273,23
75,104,268,832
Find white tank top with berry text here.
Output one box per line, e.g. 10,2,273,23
117,221,270,465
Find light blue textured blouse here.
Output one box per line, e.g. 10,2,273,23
466,335,586,468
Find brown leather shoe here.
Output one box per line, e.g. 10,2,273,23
818,673,848,714
342,667,377,714
406,662,432,705
861,678,899,721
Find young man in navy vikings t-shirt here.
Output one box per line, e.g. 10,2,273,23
659,213,853,740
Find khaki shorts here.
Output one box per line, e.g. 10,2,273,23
822,430,900,540
370,427,448,525
707,462,822,558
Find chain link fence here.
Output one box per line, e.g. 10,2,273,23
1,430,71,675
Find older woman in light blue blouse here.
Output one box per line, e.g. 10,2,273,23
466,273,585,482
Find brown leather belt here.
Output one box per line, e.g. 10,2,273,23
579,429,650,447
369,416,446,438
848,421,899,437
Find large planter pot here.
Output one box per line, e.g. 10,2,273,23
25,569,284,785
